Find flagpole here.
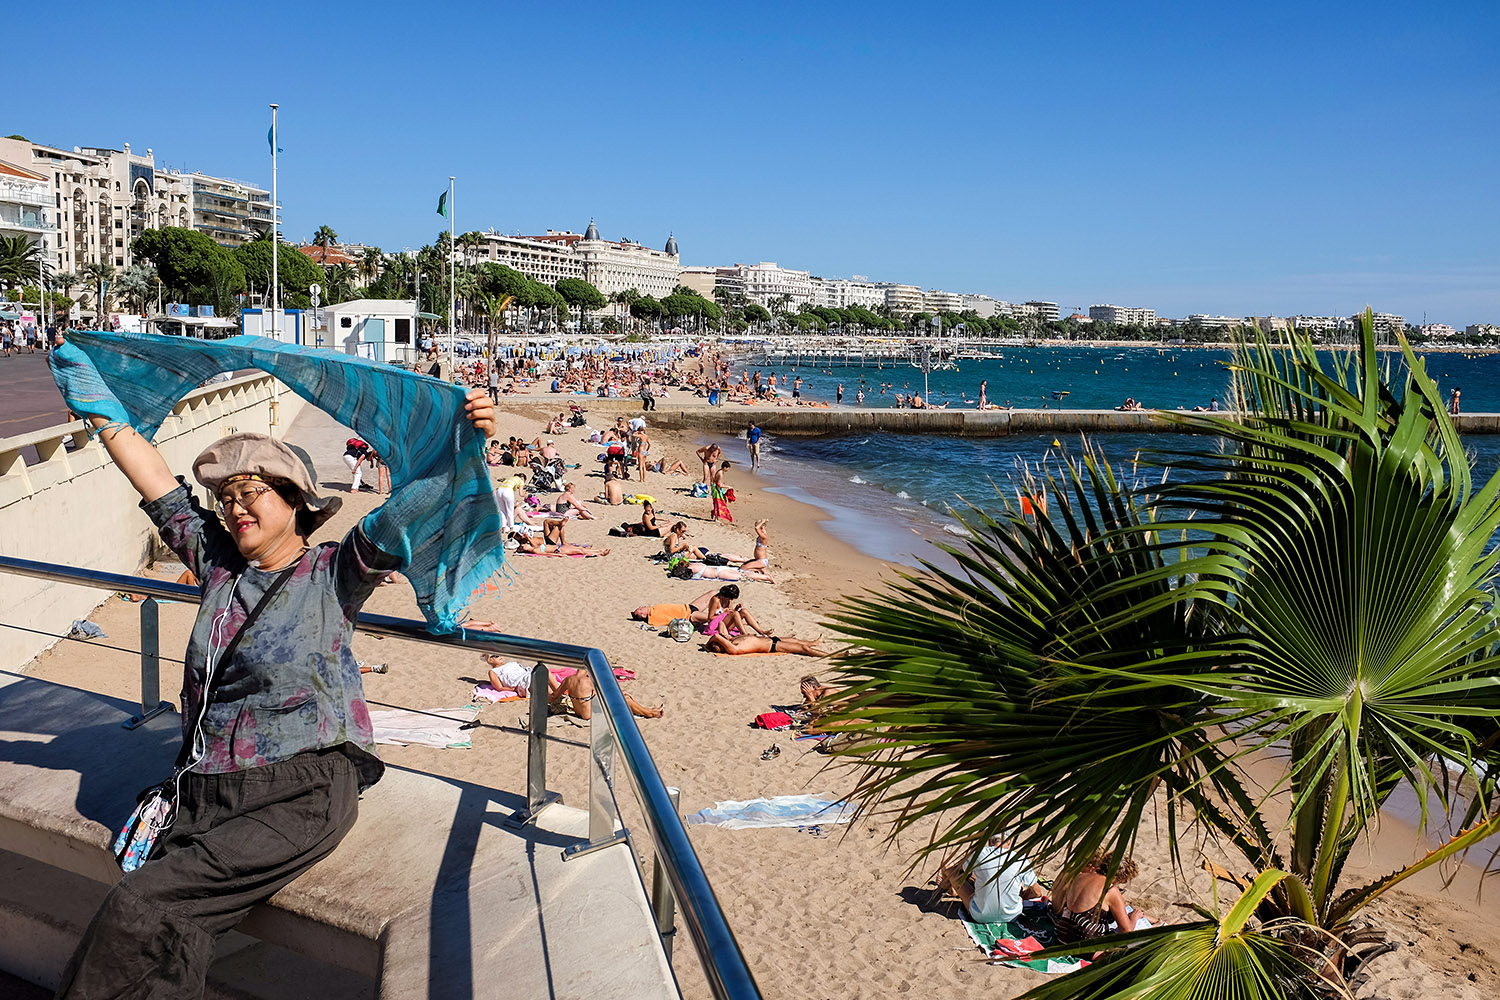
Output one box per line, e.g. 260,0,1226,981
448,175,456,370
270,103,279,342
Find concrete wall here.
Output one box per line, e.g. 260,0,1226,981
643,405,1185,438
0,375,306,670
639,405,1500,438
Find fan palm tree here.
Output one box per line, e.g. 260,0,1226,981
326,262,357,303
822,311,1500,998
82,261,115,315
113,263,158,313
311,225,338,264
358,246,383,286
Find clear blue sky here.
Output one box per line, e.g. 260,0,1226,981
11,1,1498,325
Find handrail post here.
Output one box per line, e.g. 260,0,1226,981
125,597,172,730
505,661,561,827
562,661,629,860
651,786,682,962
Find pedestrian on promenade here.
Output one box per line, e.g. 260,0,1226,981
1451,388,1461,415
978,380,988,409
837,383,844,404
45,343,497,999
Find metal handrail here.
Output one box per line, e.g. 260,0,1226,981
0,553,761,1000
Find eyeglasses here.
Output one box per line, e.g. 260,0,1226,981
216,484,276,515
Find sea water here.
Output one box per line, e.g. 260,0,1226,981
726,347,1500,566
746,345,1500,412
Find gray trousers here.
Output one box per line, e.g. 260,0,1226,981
56,749,360,1000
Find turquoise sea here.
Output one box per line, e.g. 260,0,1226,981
728,347,1500,567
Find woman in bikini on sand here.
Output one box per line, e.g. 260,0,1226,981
719,518,771,572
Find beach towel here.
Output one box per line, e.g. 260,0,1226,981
369,706,480,749
51,330,503,634
961,911,1089,974
685,794,856,829
711,484,733,522
472,683,524,703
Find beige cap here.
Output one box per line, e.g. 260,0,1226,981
193,432,343,532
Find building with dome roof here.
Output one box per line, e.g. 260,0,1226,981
471,219,682,307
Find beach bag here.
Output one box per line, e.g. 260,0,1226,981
755,711,794,731
700,553,729,567
668,562,694,580
690,482,709,499
112,783,175,873
667,618,694,642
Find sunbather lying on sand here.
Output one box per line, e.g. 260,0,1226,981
511,530,609,557
670,562,773,583
482,654,661,718
632,585,741,627
704,633,827,656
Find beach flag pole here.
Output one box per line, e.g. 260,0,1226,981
269,105,280,341
448,176,456,369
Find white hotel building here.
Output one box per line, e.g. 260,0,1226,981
475,220,681,300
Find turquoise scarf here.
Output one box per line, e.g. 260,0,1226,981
53,330,503,634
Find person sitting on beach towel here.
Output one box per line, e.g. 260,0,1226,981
702,600,774,639
554,482,597,519
716,518,772,572
1050,851,1155,950
662,521,693,557
705,633,826,657
481,655,660,718
611,500,661,537
940,836,1046,924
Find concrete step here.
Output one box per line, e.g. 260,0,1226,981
0,669,679,1000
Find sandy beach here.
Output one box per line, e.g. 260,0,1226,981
22,378,1500,999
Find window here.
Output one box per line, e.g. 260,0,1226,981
115,239,123,248
394,318,411,343
340,317,352,329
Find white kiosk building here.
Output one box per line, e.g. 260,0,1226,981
322,299,420,363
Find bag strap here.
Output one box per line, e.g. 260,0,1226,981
172,556,302,770
215,558,300,674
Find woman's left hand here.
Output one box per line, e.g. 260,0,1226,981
464,388,496,438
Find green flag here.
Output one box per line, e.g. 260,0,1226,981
437,191,449,218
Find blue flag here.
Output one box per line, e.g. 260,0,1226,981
267,126,283,154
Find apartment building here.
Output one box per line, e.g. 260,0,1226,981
922,289,964,313
0,158,55,270
0,137,271,275
879,283,924,315
1024,300,1060,321
1088,304,1157,325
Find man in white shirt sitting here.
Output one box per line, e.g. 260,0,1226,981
943,835,1046,923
